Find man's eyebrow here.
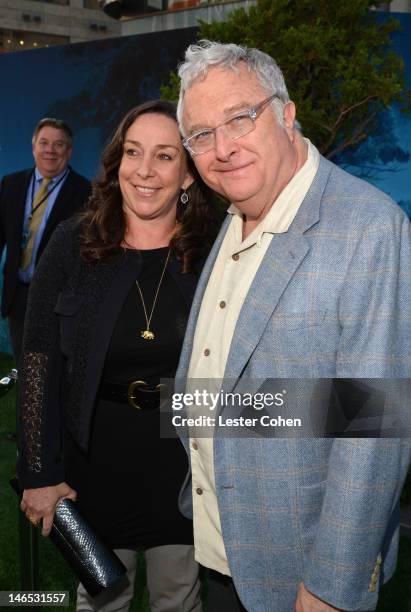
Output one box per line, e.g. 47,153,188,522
124,139,180,150
223,102,253,115
38,138,65,144
188,102,253,134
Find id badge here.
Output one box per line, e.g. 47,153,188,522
21,231,30,249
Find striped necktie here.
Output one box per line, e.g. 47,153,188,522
21,177,51,270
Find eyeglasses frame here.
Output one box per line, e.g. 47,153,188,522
182,93,278,156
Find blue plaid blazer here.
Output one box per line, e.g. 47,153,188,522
176,156,411,611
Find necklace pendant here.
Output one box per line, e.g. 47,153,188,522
141,329,155,340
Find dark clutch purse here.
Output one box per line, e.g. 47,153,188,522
10,477,127,597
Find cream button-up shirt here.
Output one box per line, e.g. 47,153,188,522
187,139,320,576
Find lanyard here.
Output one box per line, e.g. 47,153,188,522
29,167,70,220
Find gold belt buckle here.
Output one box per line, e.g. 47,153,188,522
127,380,147,410
127,380,168,410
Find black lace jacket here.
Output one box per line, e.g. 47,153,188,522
17,219,200,489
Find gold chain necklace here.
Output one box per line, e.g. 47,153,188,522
135,249,171,340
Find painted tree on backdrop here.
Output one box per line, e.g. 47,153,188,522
161,0,411,176
45,29,198,147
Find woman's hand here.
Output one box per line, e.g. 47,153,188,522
21,482,77,536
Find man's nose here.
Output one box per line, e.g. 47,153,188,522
214,126,238,161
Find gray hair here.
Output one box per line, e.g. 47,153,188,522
177,40,290,136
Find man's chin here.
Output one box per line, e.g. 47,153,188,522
224,190,259,209
39,165,61,177
218,178,259,202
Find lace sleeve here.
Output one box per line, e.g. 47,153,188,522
18,351,47,473
17,222,75,488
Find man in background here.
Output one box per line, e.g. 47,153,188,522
0,117,91,364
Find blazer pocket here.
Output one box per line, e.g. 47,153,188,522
54,292,84,358
299,480,327,546
54,292,83,316
269,311,339,373
271,310,329,331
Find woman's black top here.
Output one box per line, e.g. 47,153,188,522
64,248,194,549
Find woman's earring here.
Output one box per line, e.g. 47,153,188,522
180,190,189,205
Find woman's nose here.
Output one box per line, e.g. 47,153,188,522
136,156,155,178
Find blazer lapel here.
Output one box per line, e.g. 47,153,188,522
11,170,33,247
167,257,198,308
223,233,311,386
80,253,142,438
223,156,332,387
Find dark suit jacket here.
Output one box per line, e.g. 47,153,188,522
0,167,91,318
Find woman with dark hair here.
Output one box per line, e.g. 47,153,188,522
17,100,220,611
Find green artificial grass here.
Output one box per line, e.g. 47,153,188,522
0,352,19,593
1,351,410,611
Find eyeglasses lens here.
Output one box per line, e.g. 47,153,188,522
189,115,254,154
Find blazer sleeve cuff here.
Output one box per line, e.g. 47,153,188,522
16,462,66,490
302,566,380,611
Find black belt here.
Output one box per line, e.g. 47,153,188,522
100,380,165,411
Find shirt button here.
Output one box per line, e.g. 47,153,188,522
204,348,210,356
232,253,240,261
219,301,226,309
196,487,203,495
192,441,198,450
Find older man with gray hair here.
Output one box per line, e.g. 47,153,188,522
174,40,411,612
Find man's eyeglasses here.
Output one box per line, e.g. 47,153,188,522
182,94,277,156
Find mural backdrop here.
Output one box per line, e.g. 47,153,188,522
0,14,410,354
0,26,197,353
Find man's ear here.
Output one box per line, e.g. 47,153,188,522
283,101,296,139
